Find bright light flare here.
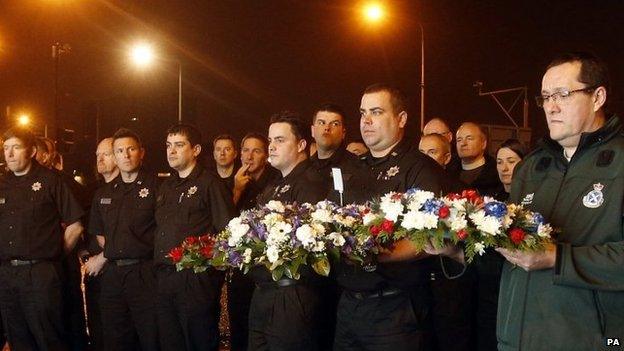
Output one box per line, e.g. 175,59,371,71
129,43,155,68
17,114,31,126
363,3,384,23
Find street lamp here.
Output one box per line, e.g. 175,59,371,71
361,3,426,131
128,42,182,123
17,114,31,126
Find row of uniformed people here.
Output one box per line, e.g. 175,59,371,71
0,83,471,351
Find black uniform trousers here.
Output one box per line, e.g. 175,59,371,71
248,281,324,351
227,271,254,351
334,286,433,351
0,261,67,351
84,273,105,351
472,252,503,351
100,260,159,351
429,258,475,351
156,266,223,351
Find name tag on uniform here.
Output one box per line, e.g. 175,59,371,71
100,198,112,205
0,198,5,204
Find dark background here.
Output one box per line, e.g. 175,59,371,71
1,0,623,178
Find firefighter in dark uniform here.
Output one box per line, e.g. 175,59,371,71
331,84,445,351
228,132,279,351
248,112,329,351
0,128,84,351
154,124,235,351
83,137,120,351
88,129,160,350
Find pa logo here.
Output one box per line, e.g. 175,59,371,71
606,337,620,346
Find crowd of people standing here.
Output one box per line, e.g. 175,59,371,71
0,51,622,351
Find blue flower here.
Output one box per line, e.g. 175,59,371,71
484,201,507,218
422,198,443,214
406,188,422,195
532,212,545,225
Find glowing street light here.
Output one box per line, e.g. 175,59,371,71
129,42,155,68
363,3,385,23
360,3,426,131
128,42,182,122
17,114,31,126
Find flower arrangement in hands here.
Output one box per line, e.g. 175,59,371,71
167,235,216,273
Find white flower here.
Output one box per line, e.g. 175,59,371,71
227,217,250,247
295,224,316,248
267,221,292,246
266,200,285,213
479,216,502,236
334,215,357,227
266,245,280,263
380,195,404,222
312,240,325,252
262,213,283,227
406,190,435,211
449,216,468,231
243,248,252,264
327,232,346,247
32,182,42,192
401,211,438,230
474,242,486,256
537,223,553,238
311,209,333,223
362,212,379,226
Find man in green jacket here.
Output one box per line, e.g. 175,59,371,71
496,52,624,350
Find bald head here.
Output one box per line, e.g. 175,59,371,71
96,137,119,182
419,134,452,167
456,122,487,164
423,118,453,143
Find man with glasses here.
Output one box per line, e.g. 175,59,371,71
496,52,624,350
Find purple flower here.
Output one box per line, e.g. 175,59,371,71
532,212,545,225
228,251,243,266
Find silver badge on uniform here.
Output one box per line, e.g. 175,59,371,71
582,183,604,208
100,198,112,205
521,193,534,205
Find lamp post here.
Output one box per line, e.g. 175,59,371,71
362,3,426,131
129,42,182,123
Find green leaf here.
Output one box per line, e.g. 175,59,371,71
271,266,285,281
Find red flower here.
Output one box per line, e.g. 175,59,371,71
381,220,394,233
438,206,450,219
200,245,214,259
457,229,468,240
447,193,461,201
199,235,213,245
168,247,184,263
509,228,526,245
370,225,381,236
184,236,198,246
461,189,481,203
391,193,403,201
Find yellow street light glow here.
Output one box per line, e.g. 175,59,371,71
17,114,31,126
363,3,384,22
129,42,155,68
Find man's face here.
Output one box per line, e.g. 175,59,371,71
268,122,304,172
311,111,345,152
541,61,601,149
96,139,117,175
419,136,450,166
3,137,34,174
167,133,200,172
360,91,406,154
423,120,453,143
113,137,144,174
240,137,268,174
213,139,237,168
456,124,486,161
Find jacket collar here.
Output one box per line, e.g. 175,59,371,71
359,137,411,166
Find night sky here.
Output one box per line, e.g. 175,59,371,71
1,0,623,176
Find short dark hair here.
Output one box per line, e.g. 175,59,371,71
269,110,309,142
497,138,527,159
167,124,202,147
362,83,408,115
112,128,143,148
547,52,610,93
312,103,346,124
241,132,268,153
2,128,36,154
212,134,237,150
